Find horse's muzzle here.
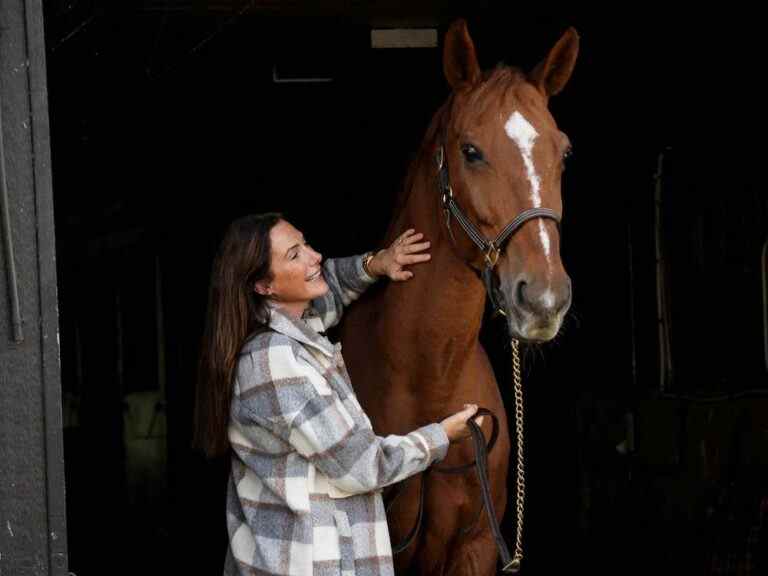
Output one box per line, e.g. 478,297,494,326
501,275,571,342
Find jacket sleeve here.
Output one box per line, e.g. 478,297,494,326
310,255,377,330
235,334,449,495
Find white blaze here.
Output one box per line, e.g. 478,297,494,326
504,111,552,259
504,111,540,206
538,221,551,259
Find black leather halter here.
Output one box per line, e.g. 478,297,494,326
435,144,561,316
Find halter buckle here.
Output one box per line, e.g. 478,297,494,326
441,185,453,208
484,243,500,268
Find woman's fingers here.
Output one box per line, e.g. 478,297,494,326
396,229,416,244
392,270,414,281
396,253,431,265
400,240,430,254
396,229,431,247
461,403,479,417
401,231,423,243
440,404,481,442
385,229,432,282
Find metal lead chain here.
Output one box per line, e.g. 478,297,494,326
507,338,526,572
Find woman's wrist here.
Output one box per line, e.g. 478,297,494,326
362,251,379,278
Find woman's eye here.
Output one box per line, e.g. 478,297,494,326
461,143,484,164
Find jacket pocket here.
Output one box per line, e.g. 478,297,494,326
327,482,358,499
313,465,357,500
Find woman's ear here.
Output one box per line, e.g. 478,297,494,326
254,280,271,296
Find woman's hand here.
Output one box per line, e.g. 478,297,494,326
440,404,485,443
368,229,431,281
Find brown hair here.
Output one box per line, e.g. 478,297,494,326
193,213,282,457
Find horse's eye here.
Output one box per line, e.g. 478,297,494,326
461,143,484,164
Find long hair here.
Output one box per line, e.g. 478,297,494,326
193,212,282,458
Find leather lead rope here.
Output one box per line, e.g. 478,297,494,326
388,404,523,573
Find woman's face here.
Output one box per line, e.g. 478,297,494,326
260,220,328,317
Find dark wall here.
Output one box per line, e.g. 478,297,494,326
44,3,767,575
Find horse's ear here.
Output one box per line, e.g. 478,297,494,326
530,27,579,98
443,19,482,90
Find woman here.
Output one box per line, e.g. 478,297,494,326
195,213,482,576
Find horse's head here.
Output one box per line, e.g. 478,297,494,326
438,20,578,342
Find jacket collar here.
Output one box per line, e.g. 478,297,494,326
260,301,335,358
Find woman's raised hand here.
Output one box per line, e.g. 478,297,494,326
367,229,431,281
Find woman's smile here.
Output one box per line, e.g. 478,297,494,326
305,269,322,282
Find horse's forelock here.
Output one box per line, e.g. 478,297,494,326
461,66,527,120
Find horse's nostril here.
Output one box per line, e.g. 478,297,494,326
557,279,573,313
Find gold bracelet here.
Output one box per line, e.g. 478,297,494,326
363,251,376,278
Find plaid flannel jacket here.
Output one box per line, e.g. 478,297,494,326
224,254,449,576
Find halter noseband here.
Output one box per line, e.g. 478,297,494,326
435,144,561,316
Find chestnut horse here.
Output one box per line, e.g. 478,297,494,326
341,20,578,575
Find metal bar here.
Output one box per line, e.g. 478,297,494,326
762,238,767,373
625,220,637,457
627,220,638,390
654,149,671,392
155,254,166,397
24,0,70,571
0,92,25,343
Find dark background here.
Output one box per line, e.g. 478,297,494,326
44,2,767,574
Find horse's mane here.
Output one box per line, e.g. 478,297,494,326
383,100,450,242
384,65,527,243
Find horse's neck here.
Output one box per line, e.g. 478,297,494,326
378,157,487,375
